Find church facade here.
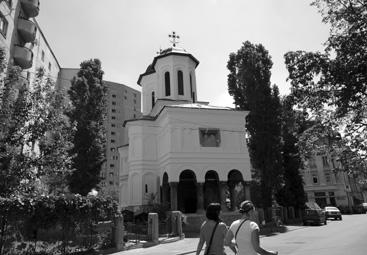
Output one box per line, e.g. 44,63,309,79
118,45,252,214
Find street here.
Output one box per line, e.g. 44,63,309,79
112,214,367,255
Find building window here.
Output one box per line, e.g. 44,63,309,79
111,139,115,143
111,116,116,120
111,123,116,128
177,70,184,95
322,156,329,168
145,184,148,193
111,131,115,135
109,172,114,177
325,172,331,183
110,148,115,152
0,13,8,38
312,175,318,184
109,181,113,185
151,91,155,108
41,50,45,61
165,71,171,96
124,96,127,100
110,164,114,168
112,101,116,105
133,114,136,118
48,62,51,71
133,99,137,104
190,74,195,102
134,93,137,98
111,109,116,113
112,94,116,98
199,128,221,147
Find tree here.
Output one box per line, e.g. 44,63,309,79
67,59,107,196
0,47,72,196
227,41,283,208
284,0,367,163
276,96,306,209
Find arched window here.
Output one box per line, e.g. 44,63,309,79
151,91,155,108
178,70,184,95
165,72,171,96
190,74,195,103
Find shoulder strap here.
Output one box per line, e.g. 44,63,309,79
235,219,248,243
205,221,219,255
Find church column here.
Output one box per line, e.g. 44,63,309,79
228,181,236,211
219,181,229,212
196,182,204,213
244,181,251,201
169,182,178,211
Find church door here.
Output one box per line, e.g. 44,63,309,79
178,170,197,213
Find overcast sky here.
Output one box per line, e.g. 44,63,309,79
38,0,330,107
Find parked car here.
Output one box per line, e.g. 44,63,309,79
361,203,367,213
324,206,342,220
302,202,327,226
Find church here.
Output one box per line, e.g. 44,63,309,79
118,34,252,214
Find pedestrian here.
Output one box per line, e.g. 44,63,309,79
224,200,278,255
196,203,234,255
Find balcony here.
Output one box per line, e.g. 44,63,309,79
13,45,33,69
17,18,37,42
20,0,40,18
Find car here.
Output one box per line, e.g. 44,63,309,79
302,202,327,226
324,206,342,220
361,202,367,213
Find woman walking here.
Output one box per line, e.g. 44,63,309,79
225,200,278,255
196,203,233,255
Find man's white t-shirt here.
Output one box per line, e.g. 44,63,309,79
229,219,259,255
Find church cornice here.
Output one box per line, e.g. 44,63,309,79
137,51,199,85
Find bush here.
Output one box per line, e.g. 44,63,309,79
0,195,119,255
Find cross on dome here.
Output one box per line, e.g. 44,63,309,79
168,31,180,47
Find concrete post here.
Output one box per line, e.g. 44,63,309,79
114,215,124,250
148,213,159,243
171,211,183,238
169,182,178,210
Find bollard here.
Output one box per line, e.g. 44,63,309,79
171,211,183,238
148,213,159,243
114,215,124,250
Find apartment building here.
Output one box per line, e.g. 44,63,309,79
302,153,365,209
0,0,60,83
58,69,142,200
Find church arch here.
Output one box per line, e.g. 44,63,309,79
227,169,245,210
204,170,220,209
178,169,197,213
164,71,171,96
177,70,184,95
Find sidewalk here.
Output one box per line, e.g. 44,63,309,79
109,225,304,255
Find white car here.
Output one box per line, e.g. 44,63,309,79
324,206,342,220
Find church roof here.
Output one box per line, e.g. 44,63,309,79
123,103,238,127
137,46,200,85
167,103,234,110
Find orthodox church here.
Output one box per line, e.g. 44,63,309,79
119,34,252,214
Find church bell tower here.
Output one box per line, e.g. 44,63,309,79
137,32,200,115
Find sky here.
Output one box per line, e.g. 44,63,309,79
37,0,330,107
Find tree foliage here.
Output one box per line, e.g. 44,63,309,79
67,59,107,196
284,0,367,163
276,96,307,209
227,41,283,207
0,47,72,196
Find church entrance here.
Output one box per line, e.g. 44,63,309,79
178,170,197,213
204,170,220,209
227,170,245,211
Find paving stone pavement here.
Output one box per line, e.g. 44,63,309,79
110,225,304,255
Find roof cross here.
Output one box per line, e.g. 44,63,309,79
168,31,180,47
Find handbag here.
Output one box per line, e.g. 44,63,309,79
205,221,219,255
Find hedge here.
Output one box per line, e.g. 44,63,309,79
0,194,119,255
